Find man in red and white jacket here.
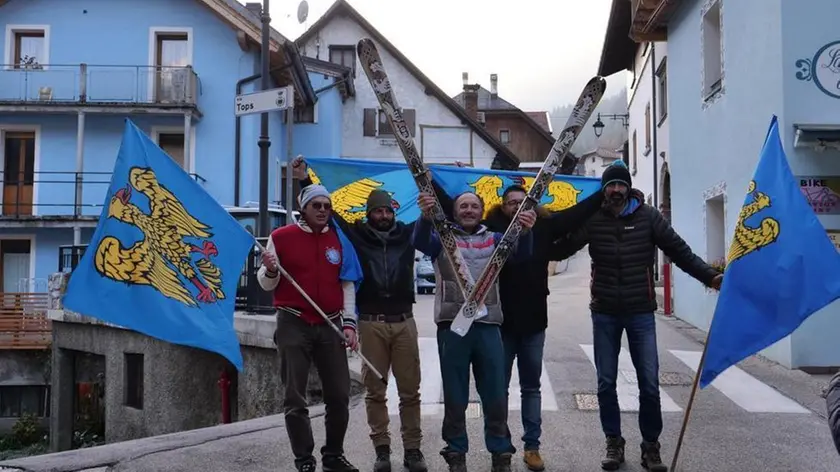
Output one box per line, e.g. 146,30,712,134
258,184,362,472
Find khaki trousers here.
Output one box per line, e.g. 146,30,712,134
358,316,422,449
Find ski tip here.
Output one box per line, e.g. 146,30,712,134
357,37,374,54
588,76,608,92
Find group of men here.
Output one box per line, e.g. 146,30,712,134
257,156,723,472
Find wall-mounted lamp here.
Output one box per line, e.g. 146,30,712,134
592,112,630,138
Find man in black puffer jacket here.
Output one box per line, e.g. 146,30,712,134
552,160,722,472
827,371,840,455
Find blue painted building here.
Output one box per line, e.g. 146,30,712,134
0,0,354,293
600,0,840,369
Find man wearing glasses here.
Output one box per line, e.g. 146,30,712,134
258,184,363,472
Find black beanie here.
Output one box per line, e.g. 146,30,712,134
601,160,632,190
366,189,393,213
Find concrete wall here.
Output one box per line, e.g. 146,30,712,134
667,0,840,369
297,14,499,168
0,350,50,434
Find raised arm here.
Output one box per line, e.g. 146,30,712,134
411,215,442,260
549,225,590,261
493,228,534,263
650,207,720,287
545,188,605,239
294,157,351,233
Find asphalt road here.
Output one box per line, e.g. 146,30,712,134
3,252,838,472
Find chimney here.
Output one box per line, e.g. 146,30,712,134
462,72,469,86
462,83,480,121
245,2,262,16
490,73,498,97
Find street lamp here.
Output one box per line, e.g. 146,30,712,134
592,112,630,138
258,0,271,238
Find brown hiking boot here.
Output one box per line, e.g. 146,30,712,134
601,436,625,470
641,441,668,472
523,450,545,471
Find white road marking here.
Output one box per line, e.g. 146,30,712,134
508,360,559,411
669,349,809,413
579,344,683,412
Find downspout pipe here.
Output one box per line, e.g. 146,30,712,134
650,43,660,278
233,62,294,206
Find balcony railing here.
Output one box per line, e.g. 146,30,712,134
0,64,198,107
0,292,51,350
58,238,273,314
1,171,206,220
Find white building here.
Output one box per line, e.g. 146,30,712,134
579,147,625,178
294,0,519,170
601,0,840,370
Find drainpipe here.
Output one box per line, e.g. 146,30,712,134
650,43,660,279
233,63,294,206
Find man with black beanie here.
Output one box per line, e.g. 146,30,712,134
292,156,443,472
552,160,722,472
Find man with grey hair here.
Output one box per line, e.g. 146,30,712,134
258,184,363,472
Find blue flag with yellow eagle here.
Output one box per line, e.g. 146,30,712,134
63,120,254,371
304,156,602,222
699,115,840,388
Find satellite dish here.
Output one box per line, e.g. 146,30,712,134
297,1,309,24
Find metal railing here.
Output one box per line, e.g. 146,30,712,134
0,64,199,106
0,171,206,219
58,238,272,314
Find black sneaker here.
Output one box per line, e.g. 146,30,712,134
403,449,427,472
641,441,668,472
440,450,467,472
322,454,359,472
601,436,625,470
491,452,512,472
373,445,391,472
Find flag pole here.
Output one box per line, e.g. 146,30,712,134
253,242,388,385
670,329,711,471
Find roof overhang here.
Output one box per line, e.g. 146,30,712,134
629,0,679,42
598,0,637,77
793,123,840,152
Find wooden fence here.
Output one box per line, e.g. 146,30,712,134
0,292,51,349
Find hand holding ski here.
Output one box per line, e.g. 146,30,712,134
448,76,608,337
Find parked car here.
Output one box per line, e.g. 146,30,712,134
415,254,435,294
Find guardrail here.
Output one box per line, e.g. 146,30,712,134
1,171,206,219
0,64,199,106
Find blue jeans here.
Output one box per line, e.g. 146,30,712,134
502,330,546,451
591,312,662,443
437,323,515,455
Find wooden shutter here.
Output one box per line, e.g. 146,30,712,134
403,108,416,136
363,108,377,136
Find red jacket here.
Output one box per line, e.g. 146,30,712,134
270,224,344,325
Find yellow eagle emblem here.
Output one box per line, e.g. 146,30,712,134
468,175,583,218
727,180,780,263
306,169,400,223
94,167,225,307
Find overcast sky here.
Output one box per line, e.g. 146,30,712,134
258,0,627,111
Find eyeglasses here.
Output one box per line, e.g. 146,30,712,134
504,199,523,207
310,202,331,211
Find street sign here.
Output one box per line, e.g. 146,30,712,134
234,85,294,117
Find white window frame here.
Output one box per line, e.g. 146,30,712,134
147,27,194,104
0,124,42,216
0,234,37,293
150,125,196,174
3,25,51,71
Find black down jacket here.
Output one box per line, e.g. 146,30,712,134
552,192,720,315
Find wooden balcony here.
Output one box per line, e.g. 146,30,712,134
0,292,51,350
629,0,674,41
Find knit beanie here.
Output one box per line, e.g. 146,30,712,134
298,184,331,208
601,160,632,190
366,189,393,213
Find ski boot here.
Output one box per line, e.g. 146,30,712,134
641,441,668,472
373,445,391,472
403,449,428,472
601,436,625,470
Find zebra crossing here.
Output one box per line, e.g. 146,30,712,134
378,337,811,416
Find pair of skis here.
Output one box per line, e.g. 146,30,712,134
357,38,606,336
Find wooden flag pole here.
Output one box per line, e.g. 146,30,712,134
670,329,711,471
